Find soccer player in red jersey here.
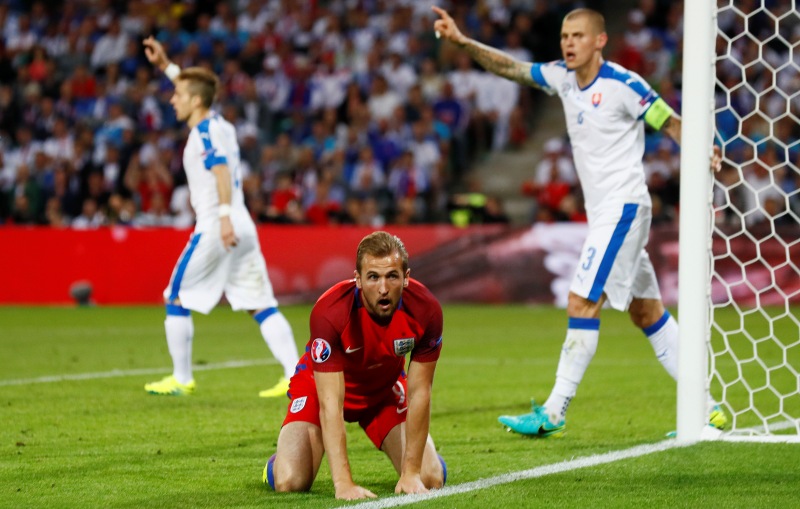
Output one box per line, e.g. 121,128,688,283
262,231,446,500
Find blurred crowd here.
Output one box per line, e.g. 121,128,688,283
521,0,800,230
0,0,796,230
0,0,574,228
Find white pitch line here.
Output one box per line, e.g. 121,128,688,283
0,359,276,387
339,440,687,509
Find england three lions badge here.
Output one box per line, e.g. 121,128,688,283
393,337,415,356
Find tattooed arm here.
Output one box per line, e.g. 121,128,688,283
432,6,537,88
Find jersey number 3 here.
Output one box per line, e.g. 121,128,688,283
581,247,597,271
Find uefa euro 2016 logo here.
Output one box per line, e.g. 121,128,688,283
311,338,331,363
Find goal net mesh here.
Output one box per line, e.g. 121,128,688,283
711,0,800,439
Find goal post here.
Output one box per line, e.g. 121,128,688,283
678,0,800,443
676,0,715,444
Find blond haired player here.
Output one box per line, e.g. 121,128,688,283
433,6,726,437
141,37,299,398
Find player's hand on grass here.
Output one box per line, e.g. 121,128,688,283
711,145,722,173
143,36,169,70
220,217,238,250
395,473,429,495
432,6,467,45
334,483,377,500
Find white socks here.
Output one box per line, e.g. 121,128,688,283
642,311,678,380
544,318,600,421
164,306,298,384
643,311,719,410
254,308,299,379
165,311,194,384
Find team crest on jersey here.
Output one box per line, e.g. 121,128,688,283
310,338,331,363
290,396,307,414
393,337,415,356
592,93,602,107
561,82,571,95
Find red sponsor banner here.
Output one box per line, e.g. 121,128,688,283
0,225,489,305
1,223,796,306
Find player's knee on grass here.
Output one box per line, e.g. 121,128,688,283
271,457,315,492
421,454,446,489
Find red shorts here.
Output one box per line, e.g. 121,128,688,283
282,371,408,448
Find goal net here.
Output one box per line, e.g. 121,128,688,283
706,0,800,441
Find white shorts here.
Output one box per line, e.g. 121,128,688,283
163,218,278,314
570,203,661,311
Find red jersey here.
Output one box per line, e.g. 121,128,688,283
301,278,443,412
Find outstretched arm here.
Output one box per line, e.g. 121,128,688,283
143,36,179,82
432,6,537,87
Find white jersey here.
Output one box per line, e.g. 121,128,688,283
530,60,660,215
183,112,248,231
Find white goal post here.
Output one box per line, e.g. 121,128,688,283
678,0,800,443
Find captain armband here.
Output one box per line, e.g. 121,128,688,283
644,97,675,131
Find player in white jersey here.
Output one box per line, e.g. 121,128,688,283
141,37,299,398
433,6,727,436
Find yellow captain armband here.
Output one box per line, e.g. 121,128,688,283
644,97,674,131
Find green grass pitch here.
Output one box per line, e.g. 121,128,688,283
1,305,798,508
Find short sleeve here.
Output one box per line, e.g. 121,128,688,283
197,119,229,170
308,303,345,372
409,297,443,363
530,60,568,96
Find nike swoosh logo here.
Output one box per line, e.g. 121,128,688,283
345,346,363,353
396,407,407,414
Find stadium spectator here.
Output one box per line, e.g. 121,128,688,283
91,19,128,70
3,0,777,229
263,231,446,500
71,196,105,229
139,36,299,399
433,5,728,439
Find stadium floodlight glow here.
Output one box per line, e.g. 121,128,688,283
679,0,800,444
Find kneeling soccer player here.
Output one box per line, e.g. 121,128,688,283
263,232,446,500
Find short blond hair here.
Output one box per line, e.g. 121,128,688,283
177,67,219,109
563,8,606,35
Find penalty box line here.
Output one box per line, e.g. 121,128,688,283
339,440,687,509
0,359,277,387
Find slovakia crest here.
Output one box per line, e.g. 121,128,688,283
393,337,415,356
310,338,331,363
591,93,602,107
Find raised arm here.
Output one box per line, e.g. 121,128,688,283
432,6,537,87
395,359,437,495
316,370,377,500
143,36,179,82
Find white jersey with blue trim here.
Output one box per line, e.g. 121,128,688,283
183,112,246,230
530,60,657,215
